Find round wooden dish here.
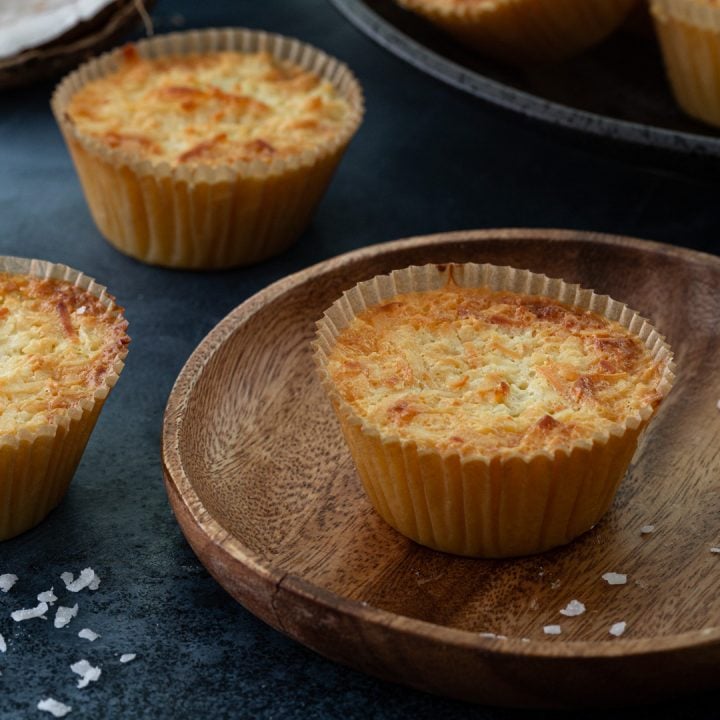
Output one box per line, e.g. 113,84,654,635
162,229,720,708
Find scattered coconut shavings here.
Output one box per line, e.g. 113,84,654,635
70,659,101,688
11,601,48,621
60,572,74,587
54,604,79,629
0,574,18,593
560,599,586,617
64,568,96,593
78,628,99,642
640,525,655,535
0,632,5,652
75,306,87,315
478,632,497,639
119,653,136,663
602,572,627,585
37,588,57,605
710,548,720,554
716,399,720,411
609,621,627,637
543,625,562,635
37,698,72,717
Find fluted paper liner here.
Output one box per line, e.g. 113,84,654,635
397,0,638,65
314,263,675,558
651,0,720,127
51,28,364,269
0,257,128,541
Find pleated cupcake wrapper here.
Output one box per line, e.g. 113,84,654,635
397,0,638,64
650,0,720,127
0,256,128,541
314,263,675,558
51,28,364,269
651,0,720,26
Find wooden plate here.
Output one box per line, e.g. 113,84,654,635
162,229,720,708
329,0,720,159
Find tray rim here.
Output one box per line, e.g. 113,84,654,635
328,0,720,158
162,228,720,665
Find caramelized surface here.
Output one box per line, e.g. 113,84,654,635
328,285,664,456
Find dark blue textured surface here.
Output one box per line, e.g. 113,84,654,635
0,1,719,717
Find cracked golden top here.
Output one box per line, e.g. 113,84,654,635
65,45,353,166
326,284,666,457
0,273,129,435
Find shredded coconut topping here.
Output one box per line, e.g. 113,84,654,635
70,659,101,688
0,574,18,593
602,572,627,585
640,525,655,535
609,621,627,637
37,698,72,717
543,625,562,635
54,604,79,629
119,653,136,663
559,599,586,617
37,588,57,605
710,547,720,554
0,632,6,652
11,601,48,621
78,628,100,642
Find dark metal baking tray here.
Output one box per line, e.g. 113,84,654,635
330,0,720,159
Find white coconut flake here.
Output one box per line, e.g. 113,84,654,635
119,653,136,663
11,601,48,621
0,573,18,592
54,604,79,629
602,572,627,585
710,547,720,554
70,659,101,688
60,572,74,587
543,625,562,635
0,632,6,652
88,573,100,591
609,621,627,637
37,588,57,605
716,398,720,411
37,698,72,717
78,628,99,642
75,305,87,315
65,568,96,593
559,599,586,617
640,525,655,535
478,632,497,639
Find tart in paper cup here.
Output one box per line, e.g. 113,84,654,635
314,263,674,558
51,28,364,269
396,0,639,65
0,257,129,541
650,0,720,127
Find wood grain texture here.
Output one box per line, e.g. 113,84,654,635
161,229,720,708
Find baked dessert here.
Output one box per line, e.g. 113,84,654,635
651,0,720,127
396,0,639,65
51,29,363,269
315,263,674,558
0,257,129,541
